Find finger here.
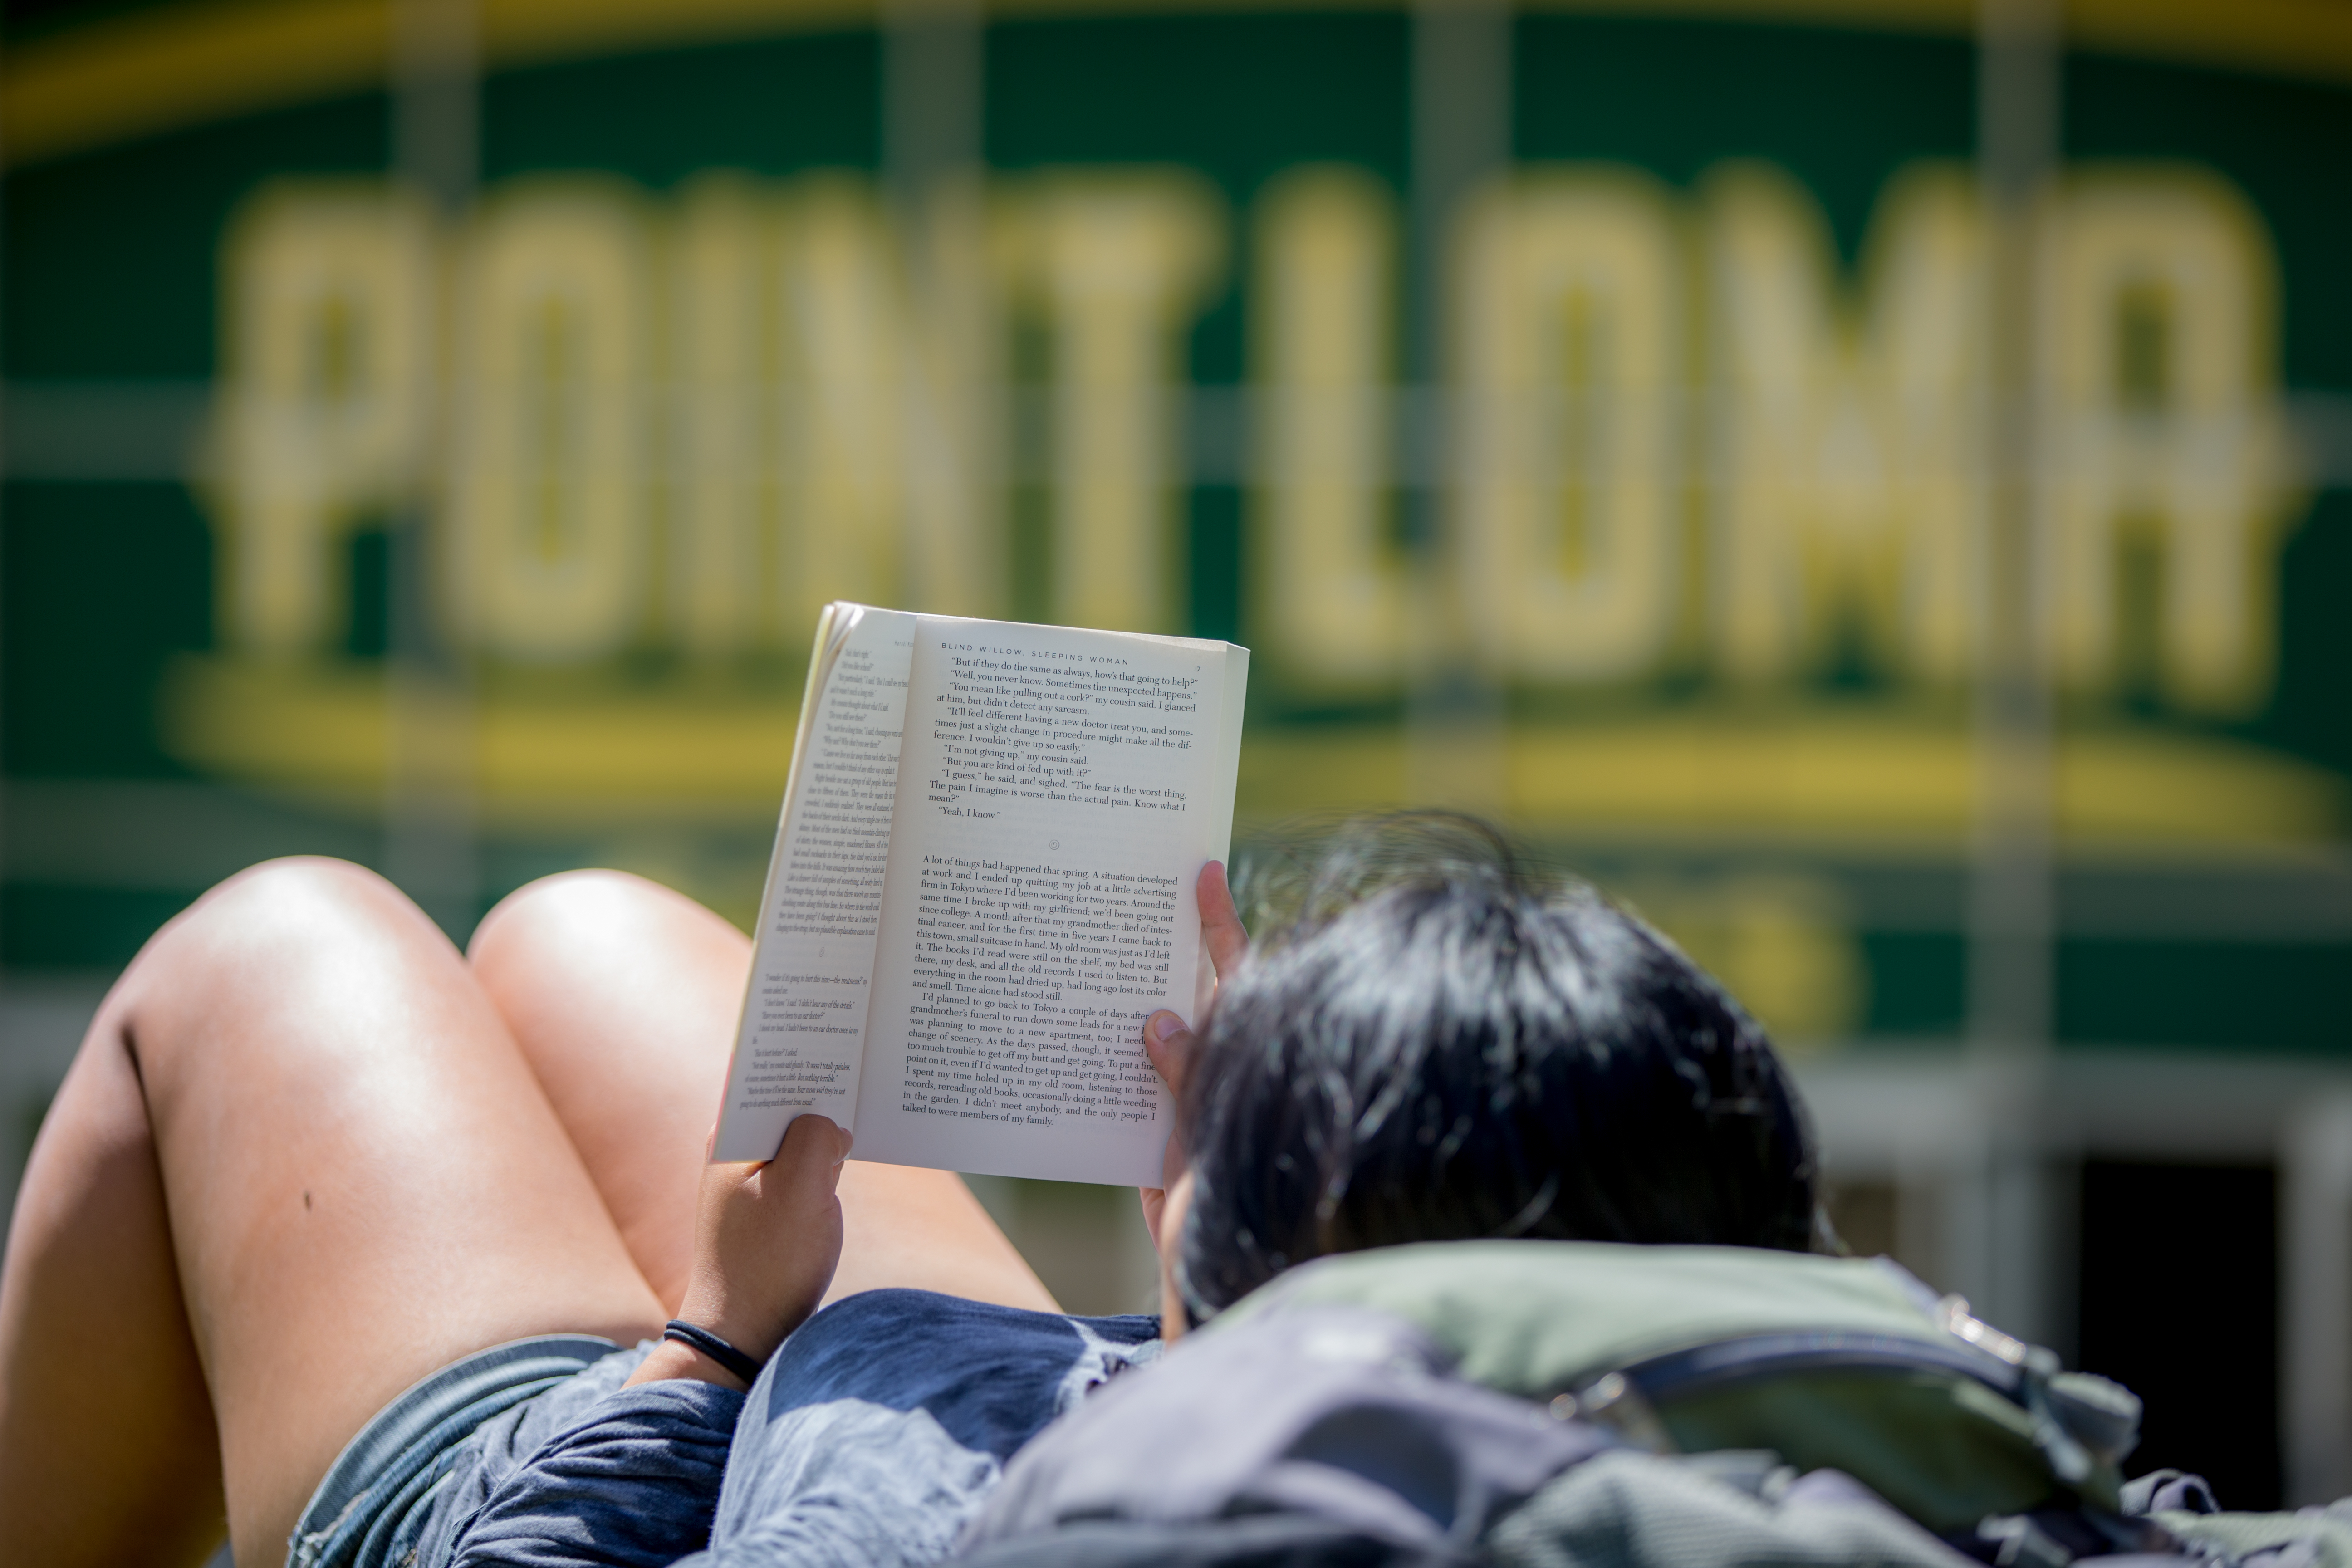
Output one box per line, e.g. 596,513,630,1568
1197,861,1249,980
772,1114,850,1193
800,1113,852,1165
1144,1009,1196,1097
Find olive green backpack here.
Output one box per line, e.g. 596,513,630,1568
1211,1239,2142,1540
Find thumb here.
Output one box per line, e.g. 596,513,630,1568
770,1114,852,1194
1144,1010,1196,1098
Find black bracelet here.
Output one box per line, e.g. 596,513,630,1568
662,1319,764,1386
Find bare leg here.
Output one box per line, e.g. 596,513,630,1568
0,859,667,1568
0,995,225,1568
468,870,1056,1313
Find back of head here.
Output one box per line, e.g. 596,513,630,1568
1176,815,1820,1322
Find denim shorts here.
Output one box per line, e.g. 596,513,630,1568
284,1333,638,1568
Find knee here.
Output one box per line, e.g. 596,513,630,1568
469,868,667,969
206,855,404,923
154,857,422,969
103,859,438,1070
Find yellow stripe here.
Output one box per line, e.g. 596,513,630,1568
478,0,868,76
0,0,872,170
2070,0,2352,90
1235,712,2347,852
159,653,2349,850
3,0,387,170
7,0,2351,173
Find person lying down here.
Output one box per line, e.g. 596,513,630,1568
0,815,2298,1568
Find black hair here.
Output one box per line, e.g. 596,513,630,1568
1175,814,1820,1322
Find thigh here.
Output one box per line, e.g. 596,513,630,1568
108,859,667,1564
0,1005,226,1568
469,870,1057,1314
829,1160,1058,1312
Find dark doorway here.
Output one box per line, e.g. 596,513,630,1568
2077,1160,2279,1510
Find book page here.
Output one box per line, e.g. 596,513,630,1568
712,605,916,1161
848,617,1241,1185
1197,642,1251,1021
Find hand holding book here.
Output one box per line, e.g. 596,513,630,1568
712,603,1250,1186
1136,858,1247,1256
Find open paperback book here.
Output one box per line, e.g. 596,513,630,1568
711,602,1251,1185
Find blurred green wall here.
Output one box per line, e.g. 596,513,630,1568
1,0,2345,1060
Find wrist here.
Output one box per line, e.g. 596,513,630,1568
661,1318,765,1386
622,1337,750,1392
675,1280,800,1366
